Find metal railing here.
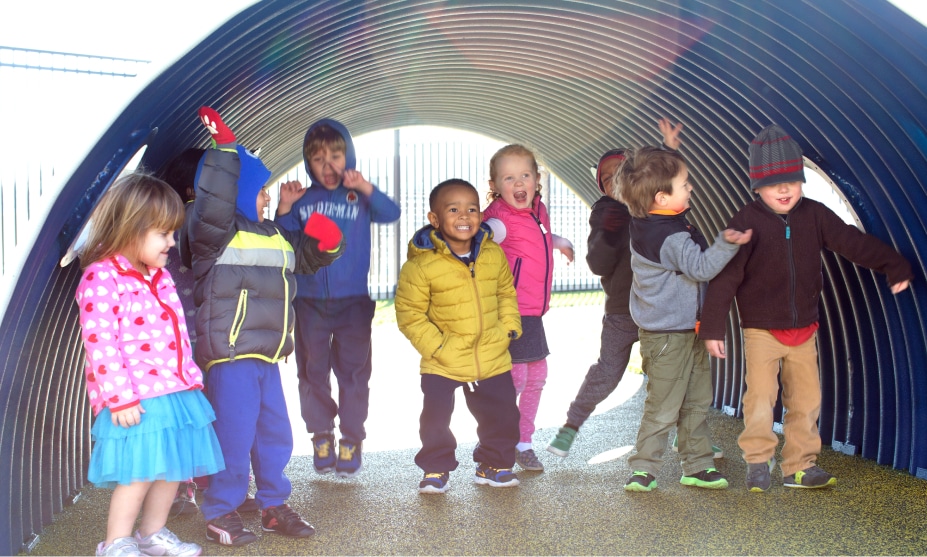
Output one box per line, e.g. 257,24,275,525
278,129,599,300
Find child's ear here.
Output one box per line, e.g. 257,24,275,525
427,211,439,227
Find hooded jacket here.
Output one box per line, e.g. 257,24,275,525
275,118,401,299
76,255,203,416
180,148,343,370
481,194,554,317
395,224,522,382
587,196,633,316
700,197,913,339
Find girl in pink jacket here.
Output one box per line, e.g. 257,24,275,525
76,172,224,557
482,144,574,472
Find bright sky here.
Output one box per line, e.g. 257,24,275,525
0,1,257,64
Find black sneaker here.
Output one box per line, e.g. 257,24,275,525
783,465,836,489
680,468,729,489
169,481,198,517
418,472,450,494
205,511,258,546
473,464,519,487
624,471,658,492
237,495,260,513
262,504,315,537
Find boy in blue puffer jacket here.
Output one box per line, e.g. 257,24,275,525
275,118,401,478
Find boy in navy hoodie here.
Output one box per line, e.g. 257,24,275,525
276,119,401,478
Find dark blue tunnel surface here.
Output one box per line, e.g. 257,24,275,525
2,0,927,553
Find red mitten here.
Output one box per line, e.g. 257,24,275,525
304,212,342,251
198,106,236,145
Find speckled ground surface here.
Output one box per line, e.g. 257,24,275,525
27,304,927,556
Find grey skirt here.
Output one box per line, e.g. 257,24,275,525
509,315,550,363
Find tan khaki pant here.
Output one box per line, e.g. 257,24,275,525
740,328,821,476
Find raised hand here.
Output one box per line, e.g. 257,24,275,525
198,106,236,145
341,169,374,196
659,118,683,151
276,181,307,217
303,212,343,251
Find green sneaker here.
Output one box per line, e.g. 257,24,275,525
547,426,578,457
783,466,836,489
671,434,724,459
624,471,657,492
680,468,729,489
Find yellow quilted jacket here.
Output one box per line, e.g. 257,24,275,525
395,223,522,382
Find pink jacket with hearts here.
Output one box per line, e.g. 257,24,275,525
76,255,204,416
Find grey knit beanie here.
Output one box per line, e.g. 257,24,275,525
749,124,806,189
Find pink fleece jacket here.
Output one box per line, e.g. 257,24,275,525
482,195,554,317
76,255,203,416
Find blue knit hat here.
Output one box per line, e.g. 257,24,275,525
234,145,271,221
194,146,271,222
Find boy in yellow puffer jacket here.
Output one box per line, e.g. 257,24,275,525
396,179,523,494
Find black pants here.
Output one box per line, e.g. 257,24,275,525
415,371,520,473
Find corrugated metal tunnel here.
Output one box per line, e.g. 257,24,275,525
1,0,926,553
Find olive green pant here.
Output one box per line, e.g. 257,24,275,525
627,330,716,477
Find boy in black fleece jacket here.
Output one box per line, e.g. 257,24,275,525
700,124,912,492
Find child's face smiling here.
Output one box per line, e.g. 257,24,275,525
428,185,481,255
661,166,692,213
256,186,271,222
132,228,175,272
756,181,803,214
490,154,539,209
309,146,347,190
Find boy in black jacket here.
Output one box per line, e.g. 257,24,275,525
182,107,344,546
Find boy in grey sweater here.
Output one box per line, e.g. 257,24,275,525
616,146,751,492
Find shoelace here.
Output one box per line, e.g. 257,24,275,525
221,512,245,529
269,504,301,526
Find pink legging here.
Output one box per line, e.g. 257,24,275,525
511,358,549,444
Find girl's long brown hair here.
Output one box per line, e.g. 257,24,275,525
78,172,184,269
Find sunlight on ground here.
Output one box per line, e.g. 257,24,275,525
281,303,644,456
588,445,635,465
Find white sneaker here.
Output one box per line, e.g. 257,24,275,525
134,527,202,556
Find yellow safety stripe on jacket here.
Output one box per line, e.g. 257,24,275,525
216,230,295,271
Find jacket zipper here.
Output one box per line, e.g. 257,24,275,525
531,211,551,314
229,289,248,360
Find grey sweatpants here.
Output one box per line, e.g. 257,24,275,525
565,313,639,428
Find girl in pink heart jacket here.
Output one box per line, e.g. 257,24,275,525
75,172,223,557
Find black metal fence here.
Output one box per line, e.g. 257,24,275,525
279,128,600,299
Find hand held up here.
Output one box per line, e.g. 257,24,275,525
198,106,236,145
304,212,343,251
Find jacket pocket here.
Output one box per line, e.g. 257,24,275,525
512,257,523,289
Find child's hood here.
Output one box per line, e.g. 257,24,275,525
302,118,357,187
194,145,271,222
406,222,492,260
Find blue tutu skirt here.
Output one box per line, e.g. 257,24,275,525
88,389,225,488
